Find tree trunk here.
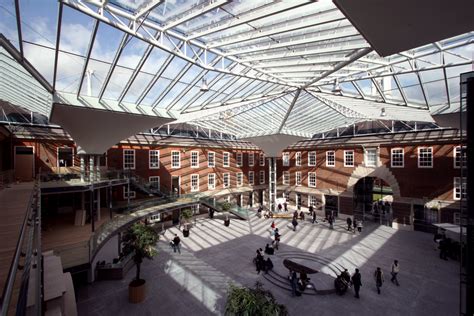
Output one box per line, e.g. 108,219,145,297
136,262,141,280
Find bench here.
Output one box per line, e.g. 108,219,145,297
272,213,294,219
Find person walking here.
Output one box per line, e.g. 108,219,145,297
290,271,298,296
172,234,181,254
391,260,400,286
346,217,352,231
374,267,384,294
357,220,363,233
312,210,318,224
292,216,298,232
353,218,358,233
273,228,280,250
352,268,362,298
328,215,334,229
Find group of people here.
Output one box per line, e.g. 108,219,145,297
346,217,363,233
254,248,274,274
289,270,311,296
270,221,281,249
335,260,400,298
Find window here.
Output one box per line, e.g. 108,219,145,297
171,151,181,168
260,153,265,166
365,148,378,167
223,152,230,167
248,171,254,185
208,151,215,167
208,173,216,190
309,195,317,207
236,153,243,167
326,151,335,167
418,147,433,168
123,186,136,199
295,171,301,186
248,153,255,167
391,148,404,168
190,174,199,192
236,172,243,187
123,149,135,169
308,172,316,187
454,146,467,168
58,147,73,167
149,150,160,169
282,152,289,166
295,152,301,166
344,150,354,167
454,177,467,200
260,170,265,184
308,151,316,166
149,176,160,190
282,171,290,185
191,151,199,168
223,173,230,188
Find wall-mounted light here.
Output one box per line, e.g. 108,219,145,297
380,107,386,117
200,78,209,92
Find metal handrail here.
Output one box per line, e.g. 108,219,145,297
0,181,42,316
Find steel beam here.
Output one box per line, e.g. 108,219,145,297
52,2,63,92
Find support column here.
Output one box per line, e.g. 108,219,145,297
96,155,101,181
96,188,101,221
108,186,113,219
90,189,95,232
80,155,85,182
89,155,95,183
268,157,277,212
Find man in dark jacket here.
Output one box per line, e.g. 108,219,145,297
352,268,362,298
346,217,352,231
173,234,181,254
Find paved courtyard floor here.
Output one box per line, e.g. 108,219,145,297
76,214,459,316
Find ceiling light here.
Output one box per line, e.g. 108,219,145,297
331,78,341,93
200,78,209,92
381,107,386,117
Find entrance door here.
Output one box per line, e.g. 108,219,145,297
171,176,180,196
15,146,34,181
413,204,437,233
249,192,253,207
325,195,338,218
296,193,302,210
259,190,264,205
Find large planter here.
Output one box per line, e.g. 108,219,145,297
224,219,230,227
129,279,146,303
183,229,190,237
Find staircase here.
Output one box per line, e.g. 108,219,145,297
120,170,168,198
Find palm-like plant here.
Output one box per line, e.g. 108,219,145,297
122,222,159,282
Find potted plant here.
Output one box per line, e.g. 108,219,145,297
180,208,193,237
222,201,231,226
122,222,159,303
225,282,288,316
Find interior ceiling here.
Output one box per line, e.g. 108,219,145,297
0,0,473,142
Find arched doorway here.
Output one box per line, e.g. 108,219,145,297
353,177,393,222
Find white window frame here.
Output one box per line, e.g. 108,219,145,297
208,173,216,190
223,152,230,167
295,171,301,186
308,172,316,188
248,153,255,167
308,151,316,167
190,174,199,192
260,153,265,166
123,149,135,170
223,173,230,188
149,176,160,190
365,148,378,167
260,170,265,184
208,151,215,167
149,150,160,169
454,177,467,200
344,150,354,167
236,172,243,187
282,152,289,166
282,171,290,185
236,152,243,167
309,195,317,207
326,151,335,167
248,171,254,185
123,186,136,199
454,146,466,168
171,151,181,169
295,152,301,166
190,151,199,168
418,147,433,168
391,148,404,168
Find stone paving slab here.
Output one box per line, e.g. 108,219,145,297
76,215,459,316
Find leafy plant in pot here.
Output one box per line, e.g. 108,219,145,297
222,201,231,226
122,222,159,303
180,208,193,237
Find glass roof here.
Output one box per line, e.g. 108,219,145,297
0,0,473,139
